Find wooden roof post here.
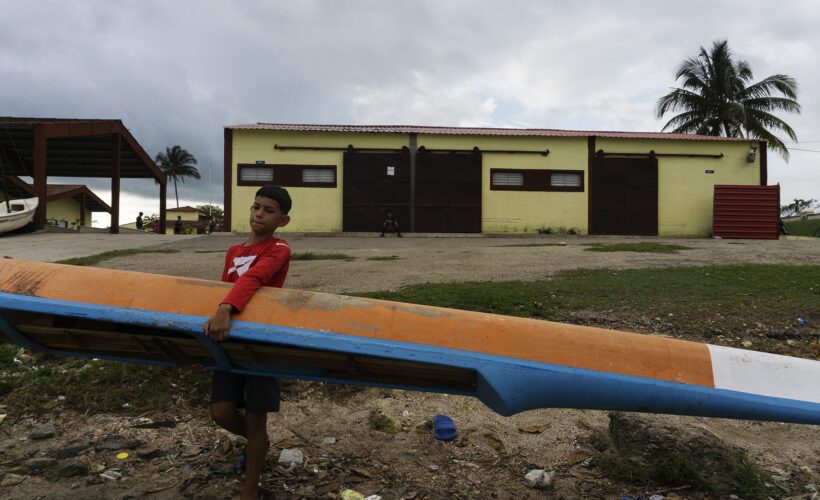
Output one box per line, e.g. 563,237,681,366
110,132,121,234
223,128,232,232
32,125,47,230
159,175,166,233
80,192,86,227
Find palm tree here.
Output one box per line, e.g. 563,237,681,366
656,40,800,160
155,146,200,207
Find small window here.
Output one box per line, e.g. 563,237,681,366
492,171,524,187
550,172,582,187
490,168,584,191
302,168,335,184
239,166,273,182
237,163,338,187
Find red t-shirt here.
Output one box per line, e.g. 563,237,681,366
220,237,290,312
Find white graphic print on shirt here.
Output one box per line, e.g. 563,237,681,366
228,255,256,277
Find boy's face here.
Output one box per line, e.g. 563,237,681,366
250,196,290,235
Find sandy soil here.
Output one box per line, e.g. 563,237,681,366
91,233,820,294
1,233,819,499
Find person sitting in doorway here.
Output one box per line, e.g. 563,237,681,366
381,210,402,237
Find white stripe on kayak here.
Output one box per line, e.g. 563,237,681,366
708,345,820,404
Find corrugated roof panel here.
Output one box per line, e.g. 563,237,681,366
225,123,754,143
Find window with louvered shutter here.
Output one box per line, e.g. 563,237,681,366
239,167,273,182
491,171,524,187
302,168,335,183
550,172,581,187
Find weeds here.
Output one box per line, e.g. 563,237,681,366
596,448,777,499
55,249,180,266
495,243,563,247
291,252,356,261
582,242,691,253
0,346,210,415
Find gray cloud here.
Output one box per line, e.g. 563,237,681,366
2,0,818,225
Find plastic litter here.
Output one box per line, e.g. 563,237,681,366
524,469,555,489
100,469,121,481
277,448,304,469
116,452,128,460
340,490,365,500
798,317,808,326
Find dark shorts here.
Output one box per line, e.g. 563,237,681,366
210,372,281,413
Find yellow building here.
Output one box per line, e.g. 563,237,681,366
223,124,767,237
164,206,201,234
3,177,110,229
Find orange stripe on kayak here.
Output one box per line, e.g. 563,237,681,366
0,260,714,387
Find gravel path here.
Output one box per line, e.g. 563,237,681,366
102,233,820,294
2,232,817,294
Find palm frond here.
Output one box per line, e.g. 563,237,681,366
741,74,799,100
741,96,801,113
655,88,708,118
744,109,798,142
656,39,799,161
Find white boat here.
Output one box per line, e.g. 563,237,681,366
0,197,38,233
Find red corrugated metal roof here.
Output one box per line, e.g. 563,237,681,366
225,123,755,142
45,184,85,196
5,177,111,212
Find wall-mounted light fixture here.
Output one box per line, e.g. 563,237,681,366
746,146,758,163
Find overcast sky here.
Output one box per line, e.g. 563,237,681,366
2,0,818,227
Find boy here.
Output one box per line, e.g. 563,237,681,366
203,185,291,500
380,210,402,237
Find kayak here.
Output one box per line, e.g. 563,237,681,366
0,259,817,424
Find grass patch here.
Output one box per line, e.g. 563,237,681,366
291,252,356,261
0,345,210,414
194,250,228,254
367,255,401,261
495,243,563,247
597,449,777,498
582,242,691,253
784,219,820,237
55,249,180,266
356,264,819,327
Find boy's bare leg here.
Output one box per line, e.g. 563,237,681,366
211,403,269,498
210,401,246,436
241,412,268,500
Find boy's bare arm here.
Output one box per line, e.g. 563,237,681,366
204,303,234,341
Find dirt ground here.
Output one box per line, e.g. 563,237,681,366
1,233,819,499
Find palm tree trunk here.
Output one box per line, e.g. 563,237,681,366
173,177,179,208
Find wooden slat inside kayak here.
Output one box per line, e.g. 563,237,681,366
0,310,477,392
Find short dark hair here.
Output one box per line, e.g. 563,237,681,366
256,185,292,214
